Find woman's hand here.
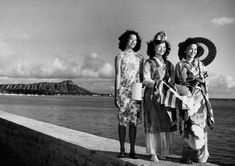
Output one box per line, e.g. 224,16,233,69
137,110,142,124
114,97,119,108
178,119,184,135
114,88,120,108
179,125,183,135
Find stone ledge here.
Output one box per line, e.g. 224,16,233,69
0,111,218,166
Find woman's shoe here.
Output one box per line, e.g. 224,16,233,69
158,155,166,160
181,158,193,164
129,152,139,159
118,152,126,158
150,154,159,162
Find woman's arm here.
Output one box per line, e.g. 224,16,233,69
168,61,175,86
199,61,209,94
114,55,121,107
139,56,144,83
175,62,187,85
143,60,155,88
175,62,191,96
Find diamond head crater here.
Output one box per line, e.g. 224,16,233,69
0,80,111,96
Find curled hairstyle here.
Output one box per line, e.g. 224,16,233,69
147,32,171,62
118,30,141,52
178,38,203,60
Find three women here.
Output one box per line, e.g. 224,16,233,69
114,30,214,163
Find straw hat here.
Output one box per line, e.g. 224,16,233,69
194,37,217,66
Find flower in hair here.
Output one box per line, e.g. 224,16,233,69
155,31,167,41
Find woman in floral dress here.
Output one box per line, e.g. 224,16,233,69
175,38,214,164
114,30,144,159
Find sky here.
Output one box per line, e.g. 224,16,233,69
0,0,235,98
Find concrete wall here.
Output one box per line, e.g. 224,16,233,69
0,111,218,166
0,111,135,166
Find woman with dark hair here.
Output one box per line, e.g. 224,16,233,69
143,31,176,162
114,30,144,159
175,37,215,164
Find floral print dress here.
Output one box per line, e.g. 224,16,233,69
175,58,214,163
116,50,143,127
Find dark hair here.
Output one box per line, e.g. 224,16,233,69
146,39,171,62
178,38,203,60
118,30,141,52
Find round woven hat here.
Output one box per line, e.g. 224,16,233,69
194,37,217,66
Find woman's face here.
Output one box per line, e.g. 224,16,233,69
155,42,166,56
185,44,197,58
126,34,137,49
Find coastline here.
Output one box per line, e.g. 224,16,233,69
1,92,235,100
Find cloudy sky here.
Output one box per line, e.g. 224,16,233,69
0,0,235,98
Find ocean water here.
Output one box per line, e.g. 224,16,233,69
0,95,234,165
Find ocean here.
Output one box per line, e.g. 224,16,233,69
0,95,234,165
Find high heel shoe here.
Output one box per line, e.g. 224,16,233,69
118,152,126,158
129,152,139,159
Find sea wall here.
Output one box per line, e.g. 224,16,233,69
0,111,135,166
0,111,218,166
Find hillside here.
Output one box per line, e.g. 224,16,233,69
0,80,95,95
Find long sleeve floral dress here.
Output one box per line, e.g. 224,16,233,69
116,50,144,127
175,58,214,163
143,57,176,156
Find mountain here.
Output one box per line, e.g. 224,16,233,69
0,80,96,95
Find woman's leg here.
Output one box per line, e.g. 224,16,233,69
118,125,126,157
146,133,159,162
166,132,174,155
156,133,167,159
129,124,139,159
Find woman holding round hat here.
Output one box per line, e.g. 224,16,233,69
175,37,216,163
143,31,177,162
114,30,144,159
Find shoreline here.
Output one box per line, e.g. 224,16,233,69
0,93,234,100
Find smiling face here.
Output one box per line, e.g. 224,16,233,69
155,42,166,56
126,34,137,49
185,44,197,59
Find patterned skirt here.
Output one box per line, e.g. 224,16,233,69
117,86,141,127
143,88,172,133
182,133,209,163
181,89,210,162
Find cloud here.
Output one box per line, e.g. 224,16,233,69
80,53,114,78
0,53,114,79
0,40,15,58
209,73,235,89
98,63,113,78
14,33,31,40
208,73,235,98
211,17,235,26
0,36,114,79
